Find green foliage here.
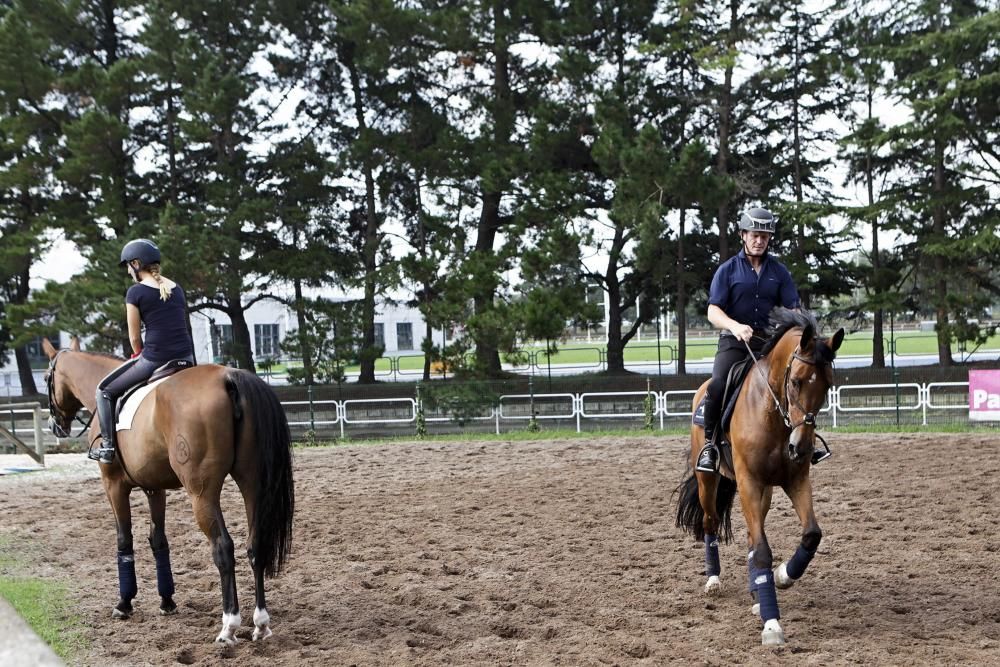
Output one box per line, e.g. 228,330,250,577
421,380,498,427
281,298,366,385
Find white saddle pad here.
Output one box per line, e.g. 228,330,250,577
116,377,169,432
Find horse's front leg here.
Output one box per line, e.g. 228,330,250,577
104,477,137,619
145,489,177,615
739,481,785,646
775,472,821,590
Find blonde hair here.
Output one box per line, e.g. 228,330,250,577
147,263,172,301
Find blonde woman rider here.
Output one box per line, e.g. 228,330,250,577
92,239,195,464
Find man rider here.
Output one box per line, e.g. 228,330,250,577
695,207,801,473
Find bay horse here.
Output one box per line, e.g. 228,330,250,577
675,309,844,646
42,338,294,645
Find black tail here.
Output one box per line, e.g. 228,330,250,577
226,370,294,577
674,471,737,543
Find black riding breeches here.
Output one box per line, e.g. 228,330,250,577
703,334,764,437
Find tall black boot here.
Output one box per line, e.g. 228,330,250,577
93,391,116,464
695,429,719,473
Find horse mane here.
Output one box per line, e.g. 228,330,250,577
79,349,126,362
759,308,837,365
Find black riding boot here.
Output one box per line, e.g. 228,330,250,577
696,400,721,474
93,390,116,464
696,431,719,473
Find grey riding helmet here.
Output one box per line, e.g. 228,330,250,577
119,238,162,267
738,208,776,234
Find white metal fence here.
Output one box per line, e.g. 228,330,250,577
0,380,991,454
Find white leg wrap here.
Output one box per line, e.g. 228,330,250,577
252,607,272,641
704,575,722,595
774,561,795,590
761,618,785,646
751,602,760,618
215,612,241,645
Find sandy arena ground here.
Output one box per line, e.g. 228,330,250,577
1,432,1000,666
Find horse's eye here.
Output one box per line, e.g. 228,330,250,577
792,379,802,389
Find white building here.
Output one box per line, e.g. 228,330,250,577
0,299,443,396
190,298,444,365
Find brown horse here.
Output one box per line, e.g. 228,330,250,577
42,338,294,645
674,309,844,646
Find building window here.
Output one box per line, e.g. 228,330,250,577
374,322,384,348
396,322,413,351
254,324,280,358
211,324,234,361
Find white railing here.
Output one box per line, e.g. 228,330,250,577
280,381,981,434
0,382,988,456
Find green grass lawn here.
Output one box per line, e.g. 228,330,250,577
258,330,1000,375
0,536,88,661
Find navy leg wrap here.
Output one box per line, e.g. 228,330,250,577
152,547,175,598
786,543,816,581
117,551,138,602
705,534,721,577
754,570,780,622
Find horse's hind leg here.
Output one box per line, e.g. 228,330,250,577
232,465,272,641
775,474,821,590
190,492,241,645
145,489,177,614
696,472,723,594
103,477,137,619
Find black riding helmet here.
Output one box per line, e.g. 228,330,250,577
738,207,777,234
119,238,162,267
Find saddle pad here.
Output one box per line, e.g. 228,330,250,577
116,377,169,432
691,356,755,433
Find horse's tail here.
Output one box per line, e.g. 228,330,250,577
226,369,294,577
673,470,737,544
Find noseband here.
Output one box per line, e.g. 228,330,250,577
46,350,94,439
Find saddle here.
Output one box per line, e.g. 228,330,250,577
114,359,195,428
692,356,755,472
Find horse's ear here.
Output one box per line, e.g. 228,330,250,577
830,328,845,353
800,323,815,350
70,336,81,352
41,337,58,359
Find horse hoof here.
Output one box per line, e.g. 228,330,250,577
214,635,236,647
160,605,178,616
112,606,132,620
774,562,795,590
751,602,760,618
704,575,722,595
761,619,785,646
253,625,272,641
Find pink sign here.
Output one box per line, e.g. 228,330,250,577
969,370,1000,421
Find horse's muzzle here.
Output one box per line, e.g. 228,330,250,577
48,416,70,439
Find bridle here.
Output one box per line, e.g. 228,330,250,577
744,338,832,461
45,350,95,439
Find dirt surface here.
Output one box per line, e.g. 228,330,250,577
2,432,1000,666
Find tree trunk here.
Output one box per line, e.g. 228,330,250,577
933,135,951,366
293,278,314,386
344,45,380,384
715,0,738,261
227,299,256,373
676,208,687,375
866,85,885,368
604,226,628,374
471,1,513,377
